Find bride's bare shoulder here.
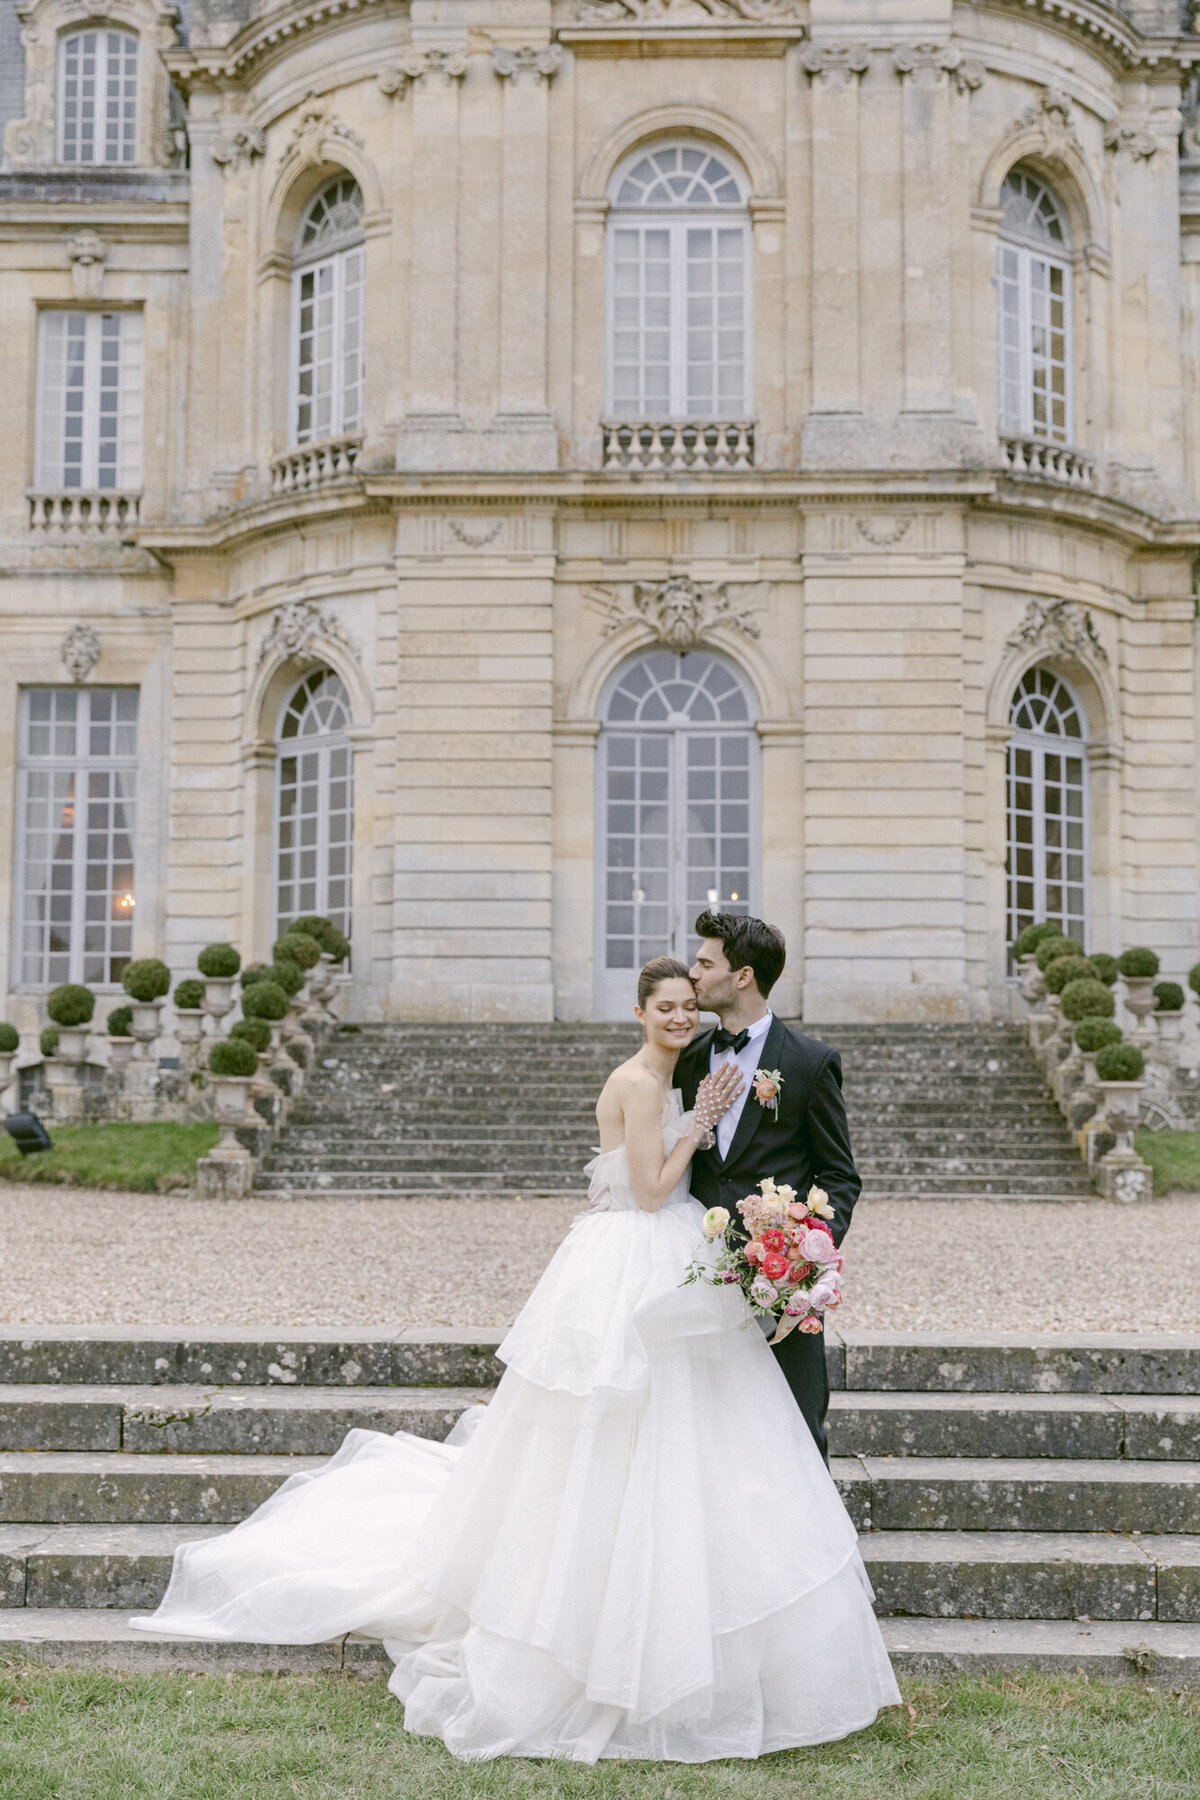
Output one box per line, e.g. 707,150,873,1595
597,1059,657,1114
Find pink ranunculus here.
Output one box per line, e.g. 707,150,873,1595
808,1275,841,1312
761,1251,789,1282
749,1276,778,1308
802,1228,837,1264
786,1201,810,1222
798,1316,823,1334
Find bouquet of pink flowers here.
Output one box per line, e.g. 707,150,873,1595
682,1177,843,1344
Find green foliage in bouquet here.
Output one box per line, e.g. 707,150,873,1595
273,931,321,971
46,984,94,1027
121,959,171,1003
1035,934,1081,972
1094,1042,1145,1082
268,960,304,998
0,1023,18,1054
40,1026,59,1058
241,981,289,1022
230,1017,272,1055
208,1037,258,1078
197,943,241,979
1088,953,1119,986
1012,921,1061,958
1059,977,1115,1022
1153,981,1185,1013
106,1006,134,1038
173,979,205,1011
1074,1018,1122,1054
1118,946,1159,979
1042,955,1095,996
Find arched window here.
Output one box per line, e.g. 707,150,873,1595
276,669,353,940
290,177,365,446
1006,666,1087,949
58,28,138,165
606,142,751,421
997,167,1073,444
597,649,758,1018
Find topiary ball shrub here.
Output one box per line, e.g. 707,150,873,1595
268,960,304,998
1118,947,1159,979
1095,1042,1145,1083
1089,953,1119,987
208,1036,258,1078
1153,981,1185,1013
1013,921,1060,958
240,964,272,988
173,979,205,1011
324,928,350,963
241,980,289,1022
273,931,322,971
0,1023,18,1054
197,943,241,979
40,1026,59,1058
1043,955,1096,997
1060,977,1116,1023
46,984,95,1027
1189,960,1200,999
1075,1018,1123,1055
230,1017,272,1055
107,1006,133,1038
292,915,337,953
1036,935,1081,973
122,959,171,1003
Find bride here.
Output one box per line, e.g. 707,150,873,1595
132,957,900,1761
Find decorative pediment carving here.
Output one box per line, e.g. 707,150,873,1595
281,94,364,169
66,230,106,301
61,624,101,682
257,600,359,667
577,0,803,21
586,576,763,650
1104,120,1157,161
1010,84,1085,165
1005,599,1107,665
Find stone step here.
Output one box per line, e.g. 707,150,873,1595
861,1531,1200,1624
2,1385,1197,1461
3,1610,1200,1683
1,1452,1196,1532
2,1524,1196,1622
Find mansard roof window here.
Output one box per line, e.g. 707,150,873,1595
58,28,138,165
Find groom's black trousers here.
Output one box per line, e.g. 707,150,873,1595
771,1329,831,1464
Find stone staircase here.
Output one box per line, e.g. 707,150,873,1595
1,1327,1198,1682
254,1021,1096,1203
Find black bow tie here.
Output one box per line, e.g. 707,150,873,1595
712,1027,751,1054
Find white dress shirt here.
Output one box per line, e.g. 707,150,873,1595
708,1010,774,1159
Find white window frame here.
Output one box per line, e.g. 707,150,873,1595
14,687,140,990
1005,668,1089,952
289,180,366,448
605,141,753,421
35,310,144,492
997,173,1074,445
273,671,354,941
57,28,139,166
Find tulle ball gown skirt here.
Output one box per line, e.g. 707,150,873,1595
132,1198,900,1762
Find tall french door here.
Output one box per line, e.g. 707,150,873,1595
1005,666,1088,951
597,650,758,1019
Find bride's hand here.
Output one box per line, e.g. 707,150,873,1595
694,1064,744,1138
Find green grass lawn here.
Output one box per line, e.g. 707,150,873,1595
1134,1129,1200,1196
0,1121,218,1193
1,1665,1197,1800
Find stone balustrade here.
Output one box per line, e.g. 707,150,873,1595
269,435,362,494
1000,435,1096,488
601,419,755,473
27,491,141,534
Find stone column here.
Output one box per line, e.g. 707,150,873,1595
492,47,561,463
893,45,955,420
802,46,869,419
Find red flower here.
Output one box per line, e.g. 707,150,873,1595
789,1261,814,1285
806,1218,834,1240
761,1251,789,1282
761,1228,786,1254
798,1316,823,1334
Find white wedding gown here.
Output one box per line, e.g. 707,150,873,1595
131,1094,900,1761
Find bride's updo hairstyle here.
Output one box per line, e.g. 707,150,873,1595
637,956,693,1007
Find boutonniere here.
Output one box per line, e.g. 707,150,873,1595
752,1068,783,1115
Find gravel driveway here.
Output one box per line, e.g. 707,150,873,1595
1,1184,1197,1333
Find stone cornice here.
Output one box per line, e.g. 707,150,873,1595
974,0,1200,75
164,0,407,89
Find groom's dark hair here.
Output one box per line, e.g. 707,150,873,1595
694,912,785,998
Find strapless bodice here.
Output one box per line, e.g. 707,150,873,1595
583,1089,695,1213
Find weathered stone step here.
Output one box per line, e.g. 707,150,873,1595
4,1610,1200,1683
0,1523,221,1609
839,1458,1200,1535
837,1333,1200,1396
830,1393,1200,1461
0,1453,325,1524
861,1531,1200,1624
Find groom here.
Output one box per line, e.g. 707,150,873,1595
675,911,860,1462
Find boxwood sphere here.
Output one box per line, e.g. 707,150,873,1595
1012,921,1061,958
1043,955,1096,996
173,979,205,1011
1094,1042,1146,1082
40,1026,59,1058
1117,946,1160,979
1154,980,1185,1013
0,1023,19,1054
107,1006,133,1038
208,1036,259,1077
230,1017,272,1054
1088,953,1119,987
241,981,289,1022
197,942,241,979
1060,977,1115,1022
1190,960,1200,998
273,931,322,971
1074,1018,1123,1054
121,959,172,1003
268,959,304,998
1035,935,1081,973
240,963,272,988
46,983,95,1027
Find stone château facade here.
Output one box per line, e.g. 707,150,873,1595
1,0,1199,1026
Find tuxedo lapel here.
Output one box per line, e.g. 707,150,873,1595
720,1013,788,1169
678,1027,717,1107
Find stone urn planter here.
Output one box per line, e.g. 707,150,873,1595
1121,977,1158,1052
197,1075,256,1199
130,999,165,1058
202,977,237,1021
107,1035,136,1072
54,1027,90,1064
0,1050,12,1094
174,1008,206,1068
1095,1080,1152,1202
1154,1009,1186,1066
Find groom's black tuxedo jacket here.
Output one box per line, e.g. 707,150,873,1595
675,1015,860,1249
